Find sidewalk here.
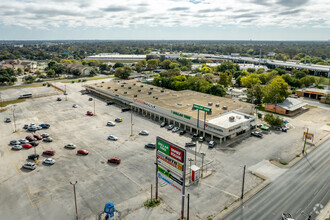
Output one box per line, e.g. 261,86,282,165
317,201,330,220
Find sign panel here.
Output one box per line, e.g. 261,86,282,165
157,139,184,163
193,104,211,113
303,132,314,141
133,98,157,110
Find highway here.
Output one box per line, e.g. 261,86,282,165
224,138,330,220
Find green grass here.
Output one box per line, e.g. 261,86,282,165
311,75,330,85
0,84,43,91
0,99,26,107
296,154,300,157
61,76,114,83
306,105,318,108
280,161,288,165
144,198,161,208
224,206,228,210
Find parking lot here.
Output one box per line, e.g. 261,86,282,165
0,80,329,220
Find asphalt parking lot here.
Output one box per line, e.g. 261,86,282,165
0,80,329,220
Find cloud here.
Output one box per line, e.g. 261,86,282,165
168,7,190,11
102,5,130,12
278,9,303,15
276,0,309,8
198,8,224,13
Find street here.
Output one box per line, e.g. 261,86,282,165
224,138,330,220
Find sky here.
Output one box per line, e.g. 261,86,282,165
0,0,329,41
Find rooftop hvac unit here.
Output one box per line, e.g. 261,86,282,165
134,95,137,97
128,87,131,89
138,89,141,92
150,88,153,90
121,85,124,87
114,89,118,91
140,85,144,87
161,90,164,93
124,92,127,94
148,92,152,95
244,115,250,119
222,106,228,110
155,97,158,99
215,103,220,107
133,83,136,85
115,94,119,97
107,87,111,89
229,116,235,122
208,102,213,106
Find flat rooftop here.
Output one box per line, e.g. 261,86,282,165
207,112,251,129
91,80,252,120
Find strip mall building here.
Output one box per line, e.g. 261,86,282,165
86,80,256,144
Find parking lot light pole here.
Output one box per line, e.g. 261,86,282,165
70,181,79,220
188,158,193,183
93,98,96,116
241,165,246,200
130,105,133,136
201,152,206,178
12,105,17,133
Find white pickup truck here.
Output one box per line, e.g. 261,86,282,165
282,213,294,220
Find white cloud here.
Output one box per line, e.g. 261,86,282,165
0,0,329,30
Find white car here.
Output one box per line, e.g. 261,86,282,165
108,135,118,141
139,130,149,135
65,144,76,149
43,137,53,142
12,145,23,150
172,127,180,133
107,121,116,126
37,126,43,130
22,162,36,170
43,158,55,165
41,133,49,138
72,104,78,108
19,139,28,144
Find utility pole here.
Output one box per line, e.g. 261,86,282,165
187,193,190,220
194,142,197,165
93,98,96,116
241,165,246,200
155,162,158,200
188,158,193,183
201,153,206,178
130,105,133,136
70,181,79,220
12,105,17,133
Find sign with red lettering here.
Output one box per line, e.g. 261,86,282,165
169,146,183,163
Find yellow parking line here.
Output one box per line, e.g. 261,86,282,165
6,146,11,155
24,186,36,208
13,162,21,176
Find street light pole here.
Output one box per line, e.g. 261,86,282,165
201,152,206,178
130,105,133,136
70,181,79,220
93,98,96,116
12,105,17,133
188,158,193,183
241,165,246,200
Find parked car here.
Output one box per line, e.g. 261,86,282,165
208,141,215,148
43,150,55,156
251,131,263,138
185,142,196,147
160,122,166,127
122,107,131,112
39,124,50,129
65,144,76,149
41,133,49,138
108,135,118,141
30,141,39,147
139,130,149,135
28,154,39,160
108,157,121,164
57,97,62,101
145,143,156,149
199,136,204,142
77,149,88,155
72,104,78,108
26,136,36,142
88,97,93,101
5,118,11,123
18,139,28,144
43,137,53,142
23,124,29,129
107,101,114,105
37,126,43,130
22,162,36,170
167,124,174,130
12,145,23,150
87,111,93,116
179,130,186,135
10,140,21,145
115,118,122,122
172,127,180,133
33,134,43,140
22,143,33,149
192,133,199,140
43,158,55,165
28,126,37,132
107,121,116,126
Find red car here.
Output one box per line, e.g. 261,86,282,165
108,157,121,164
77,149,88,155
26,136,36,142
33,134,43,140
87,111,93,116
43,150,55,156
22,143,33,149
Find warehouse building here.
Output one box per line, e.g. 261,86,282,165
86,80,256,144
265,98,307,116
295,88,330,100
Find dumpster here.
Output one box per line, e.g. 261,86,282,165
258,113,262,119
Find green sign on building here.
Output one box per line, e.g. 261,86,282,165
171,110,191,120
157,139,169,155
193,104,212,113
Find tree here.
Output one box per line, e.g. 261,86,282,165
147,59,159,70
87,59,100,67
216,61,239,73
23,75,36,84
203,73,215,83
241,74,261,88
169,62,179,69
206,84,226,97
299,76,315,87
89,68,98,76
218,72,232,87
17,68,23,75
274,67,286,75
51,64,67,76
114,62,124,69
247,84,263,105
48,60,57,69
114,66,131,79
247,68,255,73
0,68,17,84
160,59,171,69
46,69,55,77
263,76,290,103
99,63,110,72
264,113,283,127
71,69,81,76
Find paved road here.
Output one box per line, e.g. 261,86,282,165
224,138,330,220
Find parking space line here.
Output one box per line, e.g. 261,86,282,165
13,162,21,176
199,182,240,199
118,170,143,190
6,145,11,155
24,186,36,208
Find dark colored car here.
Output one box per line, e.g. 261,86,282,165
121,107,131,112
160,122,166,127
108,157,121,164
251,131,263,138
26,136,36,142
179,130,186,135
43,150,55,156
23,124,29,129
39,124,50,129
33,134,43,140
57,97,62,101
192,133,199,140
88,97,93,101
185,142,196,147
30,141,39,147
28,154,40,160
107,101,114,105
5,118,11,123
77,149,88,155
145,143,156,149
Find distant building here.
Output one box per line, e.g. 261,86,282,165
231,53,240,57
267,52,276,57
86,54,146,62
295,88,330,100
64,63,93,76
265,98,307,116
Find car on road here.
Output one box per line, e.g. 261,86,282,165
22,162,36,170
282,213,294,220
10,140,21,145
251,131,263,138
39,124,50,129
88,97,93,101
107,121,116,126
108,135,118,141
185,142,196,147
107,101,114,105
19,139,28,144
108,157,121,164
77,149,88,155
72,104,78,108
167,124,174,130
172,127,180,133
28,154,39,160
33,134,43,140
22,143,33,149
208,141,215,148
23,124,29,129
145,143,156,149
12,145,23,150
43,158,55,165
43,137,53,142
30,141,39,147
5,118,11,123
65,144,76,149
115,118,122,122
43,150,55,156
87,111,94,116
139,130,149,135
57,97,62,101
26,136,36,142
179,130,186,135
160,122,166,127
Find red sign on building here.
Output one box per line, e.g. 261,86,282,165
169,146,184,163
